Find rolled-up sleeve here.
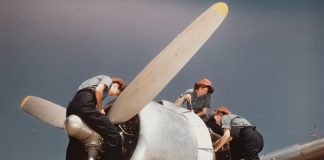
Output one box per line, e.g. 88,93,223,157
100,75,112,89
180,88,193,97
221,115,231,130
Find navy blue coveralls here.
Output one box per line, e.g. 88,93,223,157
66,75,122,160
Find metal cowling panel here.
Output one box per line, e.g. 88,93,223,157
131,101,197,160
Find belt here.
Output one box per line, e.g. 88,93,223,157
77,88,95,94
241,126,256,131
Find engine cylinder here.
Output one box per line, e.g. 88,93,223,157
64,115,103,148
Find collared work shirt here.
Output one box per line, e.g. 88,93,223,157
78,75,112,99
221,114,252,130
181,88,211,113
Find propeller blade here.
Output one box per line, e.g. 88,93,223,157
108,2,228,124
20,96,66,129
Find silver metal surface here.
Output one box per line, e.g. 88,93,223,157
64,115,103,150
87,146,99,160
161,100,215,160
131,101,214,160
65,115,103,160
261,137,324,160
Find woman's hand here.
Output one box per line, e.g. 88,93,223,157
184,94,192,103
99,108,106,115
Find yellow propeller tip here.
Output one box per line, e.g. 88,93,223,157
212,2,228,17
20,96,30,108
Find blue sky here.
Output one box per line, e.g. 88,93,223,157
1,0,324,159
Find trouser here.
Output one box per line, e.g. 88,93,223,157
216,150,232,160
66,136,86,160
230,126,263,160
66,89,123,160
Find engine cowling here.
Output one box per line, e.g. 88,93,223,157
64,101,214,160
130,100,214,160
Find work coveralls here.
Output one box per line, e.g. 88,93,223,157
222,114,263,160
66,75,122,160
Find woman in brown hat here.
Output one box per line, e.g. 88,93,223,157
175,78,214,118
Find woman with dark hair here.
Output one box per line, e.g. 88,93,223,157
175,78,214,118
213,106,264,160
66,75,126,160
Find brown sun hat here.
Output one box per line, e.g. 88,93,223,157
194,78,214,94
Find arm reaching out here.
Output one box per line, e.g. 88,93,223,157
175,94,191,107
213,128,230,152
